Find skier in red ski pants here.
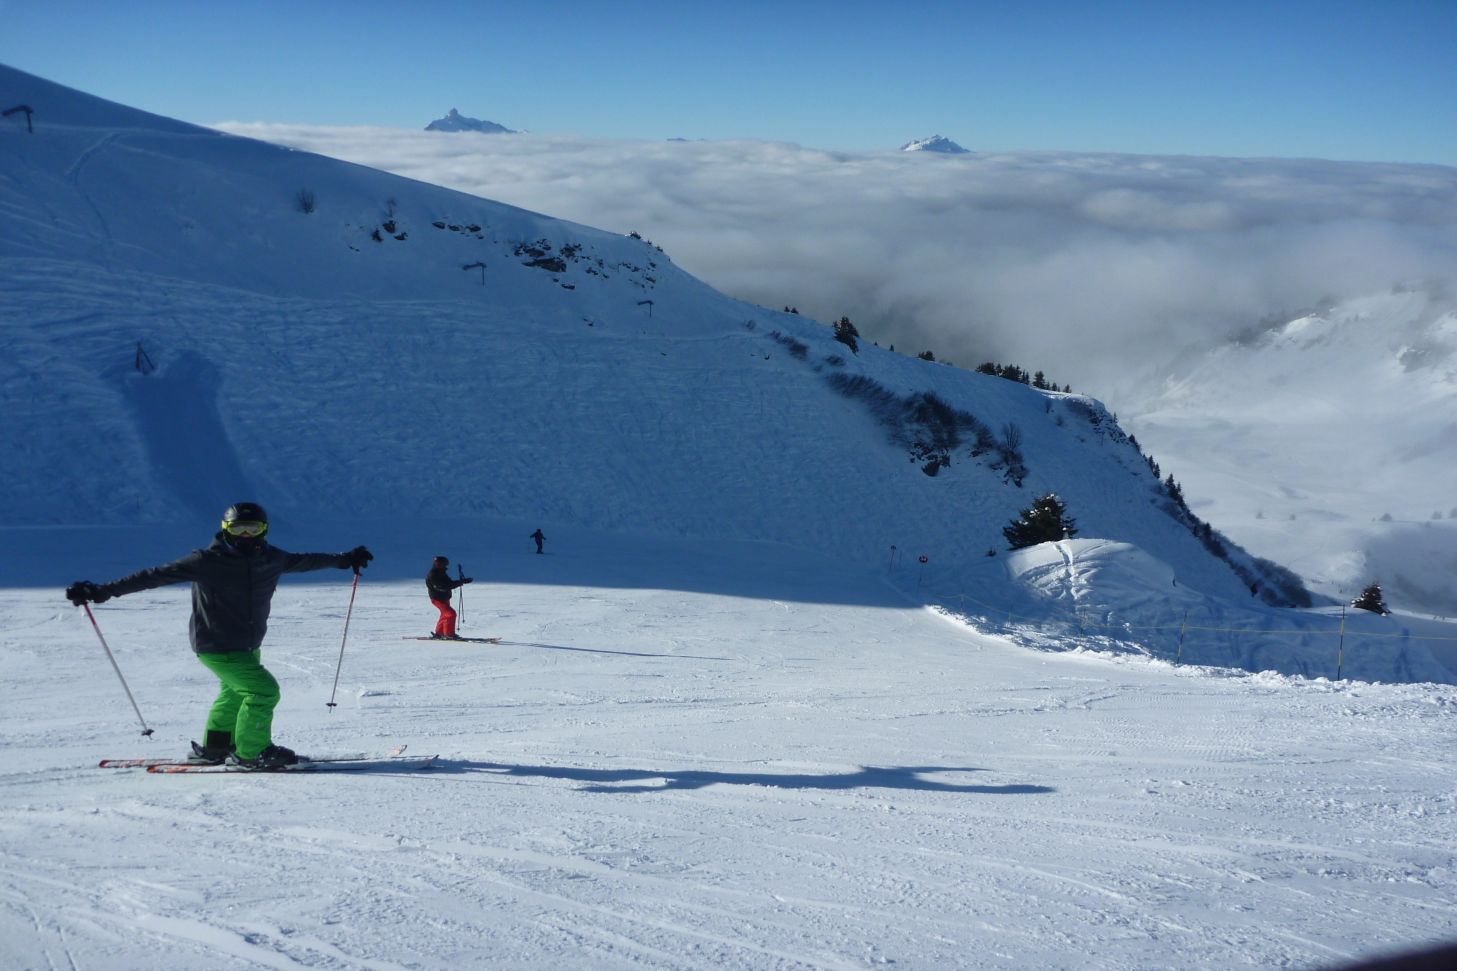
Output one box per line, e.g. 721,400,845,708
425,555,472,639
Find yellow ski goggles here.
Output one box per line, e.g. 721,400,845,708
221,519,268,538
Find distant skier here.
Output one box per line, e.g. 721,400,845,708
530,528,546,554
64,502,372,770
426,555,473,639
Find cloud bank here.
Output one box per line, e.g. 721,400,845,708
218,123,1457,395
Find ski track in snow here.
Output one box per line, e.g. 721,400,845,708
2,540,1455,970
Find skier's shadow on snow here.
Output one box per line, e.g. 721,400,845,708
432,761,1053,795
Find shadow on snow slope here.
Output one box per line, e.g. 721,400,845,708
123,351,256,521
425,759,1056,796
1,518,924,610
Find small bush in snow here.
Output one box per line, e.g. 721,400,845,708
825,374,997,478
995,423,1027,486
769,331,808,359
296,188,316,214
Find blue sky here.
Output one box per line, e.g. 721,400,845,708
3,0,1455,164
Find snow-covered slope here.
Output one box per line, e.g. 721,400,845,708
215,118,1457,622
2,62,1453,683
2,534,1455,970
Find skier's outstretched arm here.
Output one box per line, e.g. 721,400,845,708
66,552,207,605
282,546,373,574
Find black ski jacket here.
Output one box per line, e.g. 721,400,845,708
97,535,354,654
426,566,466,602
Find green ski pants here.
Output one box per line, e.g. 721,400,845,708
194,649,280,760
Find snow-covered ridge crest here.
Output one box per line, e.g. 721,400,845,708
3,62,1453,683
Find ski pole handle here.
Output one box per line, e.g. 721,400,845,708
81,602,154,737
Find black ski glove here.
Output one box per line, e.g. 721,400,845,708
65,581,111,606
343,546,374,571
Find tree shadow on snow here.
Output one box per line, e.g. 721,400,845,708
429,760,1054,796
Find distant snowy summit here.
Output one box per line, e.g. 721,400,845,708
900,135,970,154
425,109,516,134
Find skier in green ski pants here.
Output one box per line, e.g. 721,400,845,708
66,502,373,770
193,649,282,763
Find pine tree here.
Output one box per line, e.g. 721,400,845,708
833,316,859,354
1351,583,1389,615
1003,493,1078,550
1164,474,1186,509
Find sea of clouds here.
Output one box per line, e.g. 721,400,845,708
217,123,1457,397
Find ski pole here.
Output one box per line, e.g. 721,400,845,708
457,563,466,629
81,603,153,737
325,568,361,710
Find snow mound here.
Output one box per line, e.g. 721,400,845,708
999,539,1455,683
1009,538,1188,610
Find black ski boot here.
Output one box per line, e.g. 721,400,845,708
227,743,301,771
187,731,233,765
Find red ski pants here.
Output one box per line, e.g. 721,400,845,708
431,599,457,638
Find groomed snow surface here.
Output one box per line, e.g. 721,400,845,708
3,527,1454,970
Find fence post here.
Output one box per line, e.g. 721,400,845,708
1336,606,1347,680
1175,609,1189,664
